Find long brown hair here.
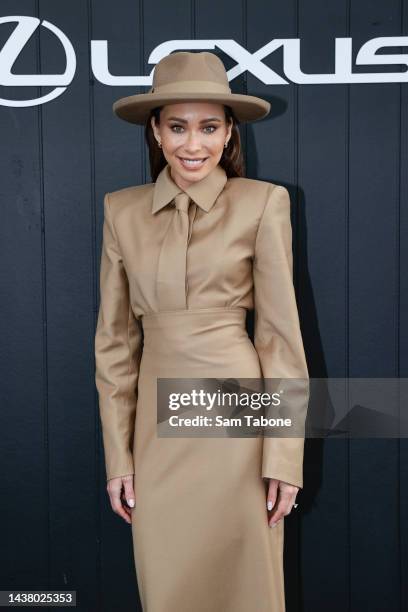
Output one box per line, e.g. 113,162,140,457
145,105,245,182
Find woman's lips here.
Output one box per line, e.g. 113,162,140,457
178,156,208,170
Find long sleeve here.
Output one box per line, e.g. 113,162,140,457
95,193,143,481
253,184,309,489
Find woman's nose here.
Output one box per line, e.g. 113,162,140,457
184,132,203,150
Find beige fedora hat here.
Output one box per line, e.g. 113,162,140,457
112,51,271,125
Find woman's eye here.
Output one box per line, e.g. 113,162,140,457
170,125,217,134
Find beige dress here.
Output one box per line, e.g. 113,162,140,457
95,162,309,612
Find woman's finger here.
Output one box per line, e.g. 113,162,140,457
120,491,133,517
111,491,132,524
122,475,136,509
266,478,279,513
107,479,132,524
268,488,296,528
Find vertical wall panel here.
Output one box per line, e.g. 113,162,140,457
296,1,349,610
348,1,401,610
400,4,408,608
39,0,98,609
0,0,48,592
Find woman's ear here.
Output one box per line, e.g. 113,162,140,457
227,119,233,141
150,115,158,140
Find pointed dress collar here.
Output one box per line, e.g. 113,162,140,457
152,162,228,214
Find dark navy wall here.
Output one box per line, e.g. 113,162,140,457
0,2,407,611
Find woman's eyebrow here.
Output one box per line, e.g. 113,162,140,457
166,116,223,123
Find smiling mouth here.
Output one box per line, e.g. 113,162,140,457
178,157,208,166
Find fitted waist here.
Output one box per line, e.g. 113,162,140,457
141,307,249,359
141,306,246,329
140,307,261,376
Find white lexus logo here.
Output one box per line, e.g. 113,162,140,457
1,15,407,108
0,16,76,107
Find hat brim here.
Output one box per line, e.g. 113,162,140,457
112,92,271,125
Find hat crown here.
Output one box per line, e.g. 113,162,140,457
149,51,231,95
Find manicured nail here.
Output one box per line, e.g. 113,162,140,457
128,499,135,507
270,522,277,528
267,501,273,511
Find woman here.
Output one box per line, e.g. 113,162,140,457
95,51,309,612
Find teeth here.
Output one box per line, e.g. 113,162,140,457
181,158,206,164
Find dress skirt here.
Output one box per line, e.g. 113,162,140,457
130,306,286,612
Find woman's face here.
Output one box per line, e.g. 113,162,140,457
151,102,233,190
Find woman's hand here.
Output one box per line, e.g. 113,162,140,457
265,478,299,528
106,474,136,525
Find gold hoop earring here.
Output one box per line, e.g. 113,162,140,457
224,141,228,148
